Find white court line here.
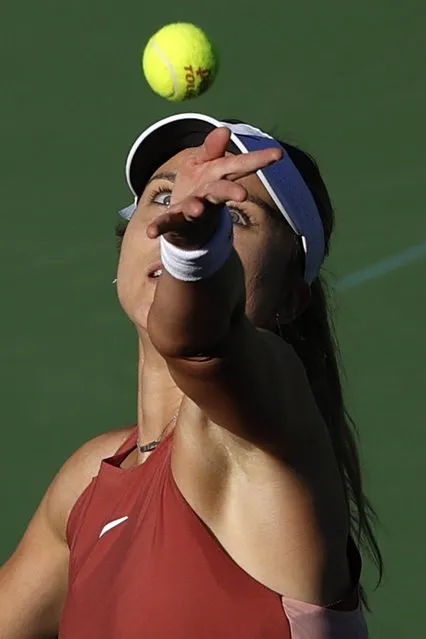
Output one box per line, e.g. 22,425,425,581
336,241,426,291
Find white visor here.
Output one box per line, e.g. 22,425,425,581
120,113,325,284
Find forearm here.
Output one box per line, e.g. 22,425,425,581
147,248,246,358
144,130,280,359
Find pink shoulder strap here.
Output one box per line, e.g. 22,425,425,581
282,596,367,638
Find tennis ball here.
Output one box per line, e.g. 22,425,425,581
142,23,218,102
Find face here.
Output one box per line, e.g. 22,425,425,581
117,147,300,334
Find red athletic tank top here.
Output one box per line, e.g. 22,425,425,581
59,429,367,639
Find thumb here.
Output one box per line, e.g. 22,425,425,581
195,127,231,164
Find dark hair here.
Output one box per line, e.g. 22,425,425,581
277,140,383,608
115,217,128,253
115,122,383,606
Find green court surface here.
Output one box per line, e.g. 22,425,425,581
1,1,425,636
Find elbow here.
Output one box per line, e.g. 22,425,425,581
147,303,245,360
146,307,230,360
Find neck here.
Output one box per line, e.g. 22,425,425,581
137,333,183,445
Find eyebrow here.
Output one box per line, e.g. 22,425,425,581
246,194,281,221
147,171,177,185
147,171,281,220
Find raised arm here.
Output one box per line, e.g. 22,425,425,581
144,128,354,608
146,127,308,442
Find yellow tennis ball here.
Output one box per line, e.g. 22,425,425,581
142,23,218,102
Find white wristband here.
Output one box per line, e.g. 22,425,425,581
160,208,234,282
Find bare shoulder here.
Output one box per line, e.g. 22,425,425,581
46,426,135,540
0,427,134,639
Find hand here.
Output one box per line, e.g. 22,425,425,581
146,127,282,249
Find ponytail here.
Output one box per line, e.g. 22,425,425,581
280,275,383,607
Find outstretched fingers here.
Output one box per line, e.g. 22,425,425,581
220,147,283,181
195,128,232,164
195,128,282,181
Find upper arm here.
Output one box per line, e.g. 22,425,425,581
168,323,353,604
0,495,69,639
0,427,133,639
166,318,318,448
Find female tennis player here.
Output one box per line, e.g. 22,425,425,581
0,113,381,638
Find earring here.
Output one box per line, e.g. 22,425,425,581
112,278,117,285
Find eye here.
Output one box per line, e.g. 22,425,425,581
149,187,172,207
228,207,252,227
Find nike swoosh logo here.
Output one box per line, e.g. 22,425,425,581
99,516,129,538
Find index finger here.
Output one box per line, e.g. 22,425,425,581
217,147,283,181
194,127,231,164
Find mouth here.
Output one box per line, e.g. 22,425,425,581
147,262,163,279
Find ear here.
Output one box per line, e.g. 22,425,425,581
276,280,311,324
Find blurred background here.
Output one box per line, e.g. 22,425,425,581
1,1,425,636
